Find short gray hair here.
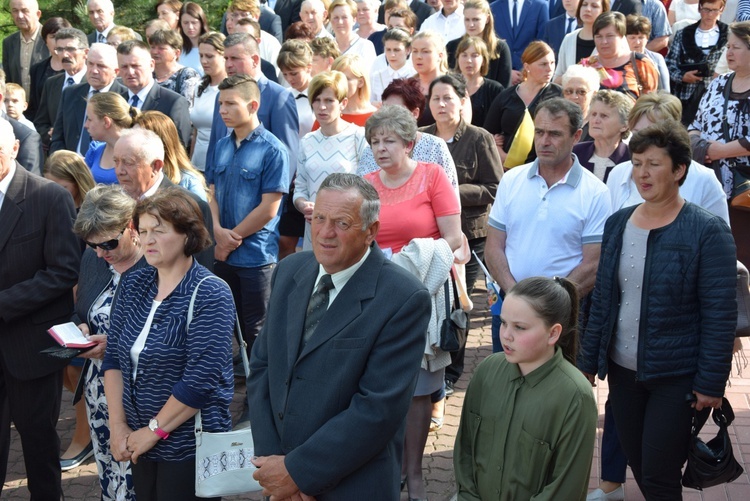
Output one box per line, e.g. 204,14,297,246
74,184,136,240
118,128,165,165
318,173,380,229
225,32,259,55
364,104,417,146
54,28,89,48
88,42,118,68
561,64,600,92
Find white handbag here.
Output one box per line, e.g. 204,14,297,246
187,276,262,498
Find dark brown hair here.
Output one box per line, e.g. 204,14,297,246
133,187,211,256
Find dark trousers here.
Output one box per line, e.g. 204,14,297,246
446,238,485,383
0,361,63,500
132,457,220,501
608,361,694,500
601,399,628,483
215,261,274,358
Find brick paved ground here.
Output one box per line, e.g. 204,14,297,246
3,287,750,500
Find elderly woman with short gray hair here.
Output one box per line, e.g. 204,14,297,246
71,184,146,500
363,104,463,500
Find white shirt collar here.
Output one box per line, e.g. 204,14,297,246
140,170,164,200
315,245,372,303
0,162,18,209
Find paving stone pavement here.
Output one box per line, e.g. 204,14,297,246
3,287,750,500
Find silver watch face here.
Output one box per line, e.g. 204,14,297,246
149,418,158,431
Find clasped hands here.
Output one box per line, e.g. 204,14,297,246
110,422,160,464
251,455,316,501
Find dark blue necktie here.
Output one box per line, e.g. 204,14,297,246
567,17,575,34
512,0,518,31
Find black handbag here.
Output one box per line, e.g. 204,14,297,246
682,397,744,490
439,278,468,352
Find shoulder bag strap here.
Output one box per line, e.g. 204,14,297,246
631,52,643,93
188,275,249,432
721,73,736,143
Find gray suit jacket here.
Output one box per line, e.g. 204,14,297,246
49,81,129,155
248,246,430,500
2,30,49,88
0,165,81,380
138,83,193,148
2,111,43,175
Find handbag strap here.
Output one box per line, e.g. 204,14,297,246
721,72,736,143
443,279,451,318
630,52,644,94
690,397,734,437
188,275,249,433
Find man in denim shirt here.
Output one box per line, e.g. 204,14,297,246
207,74,289,357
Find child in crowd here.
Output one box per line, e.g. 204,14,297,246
454,276,597,500
4,83,35,130
310,37,341,75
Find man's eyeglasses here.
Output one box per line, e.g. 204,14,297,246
699,7,722,13
54,46,83,54
85,228,126,251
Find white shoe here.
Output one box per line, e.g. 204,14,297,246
586,486,624,501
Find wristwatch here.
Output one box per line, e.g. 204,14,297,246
148,418,169,440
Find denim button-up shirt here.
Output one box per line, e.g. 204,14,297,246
206,126,289,268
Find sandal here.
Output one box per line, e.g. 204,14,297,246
429,416,443,432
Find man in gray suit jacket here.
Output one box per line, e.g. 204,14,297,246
117,40,193,148
0,118,81,499
249,173,431,500
2,0,48,101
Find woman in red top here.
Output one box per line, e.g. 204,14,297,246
364,105,462,500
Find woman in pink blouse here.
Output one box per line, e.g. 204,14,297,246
364,104,462,500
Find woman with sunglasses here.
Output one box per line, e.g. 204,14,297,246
70,185,146,500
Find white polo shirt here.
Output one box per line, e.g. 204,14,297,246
488,154,611,281
606,159,730,224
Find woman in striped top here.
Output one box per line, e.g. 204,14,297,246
103,188,236,501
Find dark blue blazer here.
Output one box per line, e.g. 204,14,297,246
49,80,129,155
206,77,299,175
544,13,578,57
491,0,549,69
248,246,430,499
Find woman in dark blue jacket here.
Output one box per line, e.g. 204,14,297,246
579,119,737,500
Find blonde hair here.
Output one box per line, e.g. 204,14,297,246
411,31,448,74
88,91,139,129
328,0,357,17
332,53,371,104
132,111,208,195
44,151,95,207
309,70,349,104
462,0,500,60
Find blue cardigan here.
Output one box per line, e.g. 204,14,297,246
579,203,737,397
102,260,236,461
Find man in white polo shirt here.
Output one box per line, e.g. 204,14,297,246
485,97,611,351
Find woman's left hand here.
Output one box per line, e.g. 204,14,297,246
126,426,162,464
79,334,107,360
692,391,723,411
705,140,725,163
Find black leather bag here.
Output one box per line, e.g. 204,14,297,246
682,397,744,490
439,279,468,352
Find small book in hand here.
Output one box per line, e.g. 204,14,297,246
47,322,97,348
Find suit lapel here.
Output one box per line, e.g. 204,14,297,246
297,247,384,362
142,84,160,110
0,165,27,254
498,1,514,41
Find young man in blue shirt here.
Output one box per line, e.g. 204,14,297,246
207,74,289,356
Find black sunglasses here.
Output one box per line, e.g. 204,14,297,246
86,228,127,251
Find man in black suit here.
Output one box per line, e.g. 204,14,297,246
86,0,117,45
34,28,89,150
2,0,48,103
377,0,435,30
0,72,43,174
50,43,127,155
273,0,304,34
116,40,192,148
0,117,81,499
113,128,214,270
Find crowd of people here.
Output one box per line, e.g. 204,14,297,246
0,0,745,499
